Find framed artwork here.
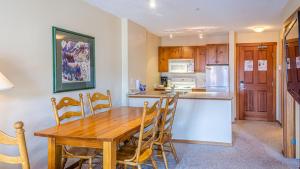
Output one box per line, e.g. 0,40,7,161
52,27,95,93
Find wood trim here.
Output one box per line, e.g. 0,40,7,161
284,93,296,157
56,137,103,149
236,42,277,47
172,139,232,147
273,44,277,121
235,43,277,121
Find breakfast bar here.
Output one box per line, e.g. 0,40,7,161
128,91,234,145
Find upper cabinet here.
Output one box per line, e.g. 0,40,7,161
158,44,228,72
167,47,182,59
182,46,195,59
158,47,169,72
194,47,206,72
158,46,196,72
206,44,229,65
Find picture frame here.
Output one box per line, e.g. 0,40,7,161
52,27,95,93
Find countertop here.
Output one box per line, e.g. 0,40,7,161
128,91,233,100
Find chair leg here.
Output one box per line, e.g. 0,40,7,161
169,141,179,163
61,158,67,169
78,159,84,169
88,158,93,169
151,156,158,169
160,145,169,169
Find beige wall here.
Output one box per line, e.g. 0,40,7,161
236,31,280,43
128,21,161,90
161,33,228,46
0,0,122,168
146,32,161,90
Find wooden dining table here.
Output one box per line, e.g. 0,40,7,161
34,106,145,169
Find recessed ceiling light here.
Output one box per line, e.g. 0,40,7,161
253,27,265,33
149,0,156,9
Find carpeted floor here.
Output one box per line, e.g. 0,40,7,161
80,121,300,169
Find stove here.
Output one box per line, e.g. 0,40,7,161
169,78,196,91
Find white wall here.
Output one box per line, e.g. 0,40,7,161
128,21,161,90
0,0,122,168
161,33,228,46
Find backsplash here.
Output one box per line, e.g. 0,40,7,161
160,72,206,88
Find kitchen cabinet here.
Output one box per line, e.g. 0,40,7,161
167,47,182,59
158,44,228,72
182,46,195,59
158,47,169,72
206,44,229,65
194,47,206,72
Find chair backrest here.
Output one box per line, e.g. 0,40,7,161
157,93,179,143
87,90,112,115
0,121,30,169
51,93,85,125
132,99,162,163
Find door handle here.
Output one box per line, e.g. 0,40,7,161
240,81,246,90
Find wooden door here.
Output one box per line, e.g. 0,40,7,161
158,47,169,72
217,44,229,64
206,45,217,64
237,43,276,121
195,47,206,72
182,46,195,59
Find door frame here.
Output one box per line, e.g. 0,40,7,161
235,42,277,121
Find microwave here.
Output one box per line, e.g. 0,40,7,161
168,59,194,73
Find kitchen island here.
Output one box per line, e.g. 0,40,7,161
128,91,233,145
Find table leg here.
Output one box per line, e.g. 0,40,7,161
103,141,116,169
48,138,62,169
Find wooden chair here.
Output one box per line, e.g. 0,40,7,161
0,121,30,169
51,94,97,169
117,99,163,169
154,93,180,169
87,90,112,115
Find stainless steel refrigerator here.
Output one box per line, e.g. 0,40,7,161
205,65,229,92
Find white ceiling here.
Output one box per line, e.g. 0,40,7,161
86,0,289,37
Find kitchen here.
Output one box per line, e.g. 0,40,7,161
128,35,233,145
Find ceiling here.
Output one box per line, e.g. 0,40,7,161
86,0,289,37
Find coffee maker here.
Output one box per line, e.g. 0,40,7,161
160,76,168,87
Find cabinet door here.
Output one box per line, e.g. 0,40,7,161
206,45,217,64
182,46,195,59
216,44,229,64
168,47,182,59
195,47,206,72
158,47,169,72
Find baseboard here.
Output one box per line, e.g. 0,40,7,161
172,139,232,147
